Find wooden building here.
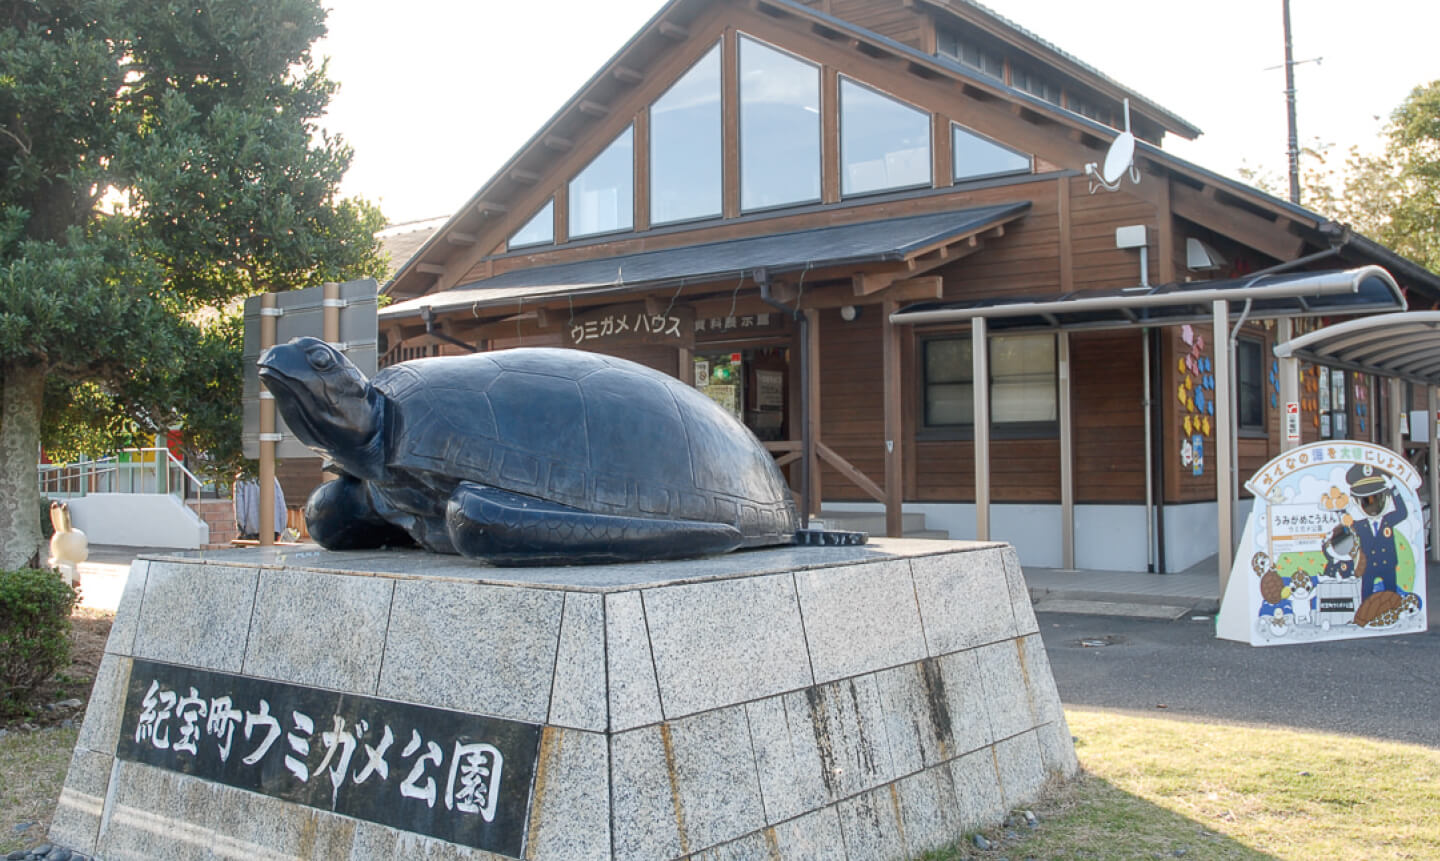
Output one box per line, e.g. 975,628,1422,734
377,0,1440,572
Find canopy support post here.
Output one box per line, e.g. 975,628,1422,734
973,316,990,541
1213,300,1234,594
1059,330,1074,569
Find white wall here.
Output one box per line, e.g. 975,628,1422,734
822,499,1253,573
66,494,209,549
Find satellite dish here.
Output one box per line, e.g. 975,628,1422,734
1084,98,1142,193
1101,131,1136,185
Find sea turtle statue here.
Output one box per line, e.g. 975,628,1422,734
258,338,862,565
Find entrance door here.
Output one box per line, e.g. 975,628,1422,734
692,347,789,442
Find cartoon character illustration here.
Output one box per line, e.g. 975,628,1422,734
1342,463,1410,602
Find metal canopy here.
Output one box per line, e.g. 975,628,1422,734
887,265,1405,330
1273,311,1440,387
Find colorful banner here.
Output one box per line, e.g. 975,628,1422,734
1217,441,1428,645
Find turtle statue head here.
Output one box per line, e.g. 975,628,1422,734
258,337,382,471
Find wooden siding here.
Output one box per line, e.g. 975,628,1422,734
829,0,927,49
816,306,887,500
1072,330,1146,503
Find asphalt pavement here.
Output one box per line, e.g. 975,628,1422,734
1040,609,1440,748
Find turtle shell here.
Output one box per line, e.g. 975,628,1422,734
371,348,797,546
1353,591,1404,628
1259,569,1285,604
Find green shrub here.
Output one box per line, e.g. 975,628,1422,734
0,568,78,712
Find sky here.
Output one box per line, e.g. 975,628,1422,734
315,0,1440,226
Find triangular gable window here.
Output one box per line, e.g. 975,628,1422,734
509,199,554,249
952,124,1031,182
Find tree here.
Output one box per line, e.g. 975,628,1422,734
1,0,387,568
1245,82,1440,275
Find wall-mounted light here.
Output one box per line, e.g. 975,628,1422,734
840,305,860,322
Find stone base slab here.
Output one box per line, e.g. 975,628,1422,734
54,538,1076,860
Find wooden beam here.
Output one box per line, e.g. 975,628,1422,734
1171,182,1305,262
1058,176,1074,293
445,232,477,246
890,276,944,301
612,65,644,84
658,20,688,39
474,201,508,217
817,442,884,503
882,297,903,536
416,263,446,276
542,134,573,152
578,100,609,118
509,168,540,185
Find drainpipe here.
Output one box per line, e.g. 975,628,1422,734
1142,327,1155,572
421,305,478,353
756,268,811,528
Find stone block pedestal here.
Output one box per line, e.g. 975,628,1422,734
53,538,1076,860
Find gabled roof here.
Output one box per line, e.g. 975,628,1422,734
386,0,1199,299
382,202,1030,321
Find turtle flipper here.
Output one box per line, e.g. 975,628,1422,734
445,483,743,565
305,475,415,550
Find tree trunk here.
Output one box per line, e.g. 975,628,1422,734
0,363,45,570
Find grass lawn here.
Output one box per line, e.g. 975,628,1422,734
926,708,1440,860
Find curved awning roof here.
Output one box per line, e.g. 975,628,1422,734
1273,310,1440,387
888,265,1405,331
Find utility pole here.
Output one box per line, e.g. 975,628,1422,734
1282,0,1301,204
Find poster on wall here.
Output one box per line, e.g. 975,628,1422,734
1216,441,1427,646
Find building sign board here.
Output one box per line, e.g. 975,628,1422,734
1216,440,1427,645
116,659,541,856
1285,401,1300,442
566,302,694,349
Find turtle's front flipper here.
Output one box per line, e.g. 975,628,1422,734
445,483,743,565
306,475,415,550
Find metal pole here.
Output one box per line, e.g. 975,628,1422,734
259,292,277,548
973,317,990,541
1430,386,1438,562
1388,377,1404,453
1213,300,1235,593
1142,329,1155,571
1059,331,1074,568
1283,0,1301,204
1277,318,1301,452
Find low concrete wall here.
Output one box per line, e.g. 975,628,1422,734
54,539,1076,860
65,493,209,549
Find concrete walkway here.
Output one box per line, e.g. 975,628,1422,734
71,543,1232,618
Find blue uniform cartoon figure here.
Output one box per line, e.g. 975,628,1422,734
1344,463,1408,601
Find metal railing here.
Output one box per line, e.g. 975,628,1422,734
38,447,216,502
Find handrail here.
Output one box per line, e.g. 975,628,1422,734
38,447,217,502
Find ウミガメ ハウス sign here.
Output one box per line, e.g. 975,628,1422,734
1217,441,1427,645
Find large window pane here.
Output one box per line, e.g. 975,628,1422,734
569,125,634,238
739,35,820,211
991,335,1057,422
509,199,554,248
953,124,1031,182
651,42,722,225
840,78,931,196
922,333,1056,428
924,338,973,426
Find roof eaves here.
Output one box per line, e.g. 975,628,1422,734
386,0,692,296
930,0,1201,139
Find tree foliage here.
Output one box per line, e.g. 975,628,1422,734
0,0,388,567
1244,81,1440,275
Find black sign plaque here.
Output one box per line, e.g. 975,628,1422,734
116,660,542,857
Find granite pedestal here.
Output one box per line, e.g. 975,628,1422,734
52,538,1076,860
